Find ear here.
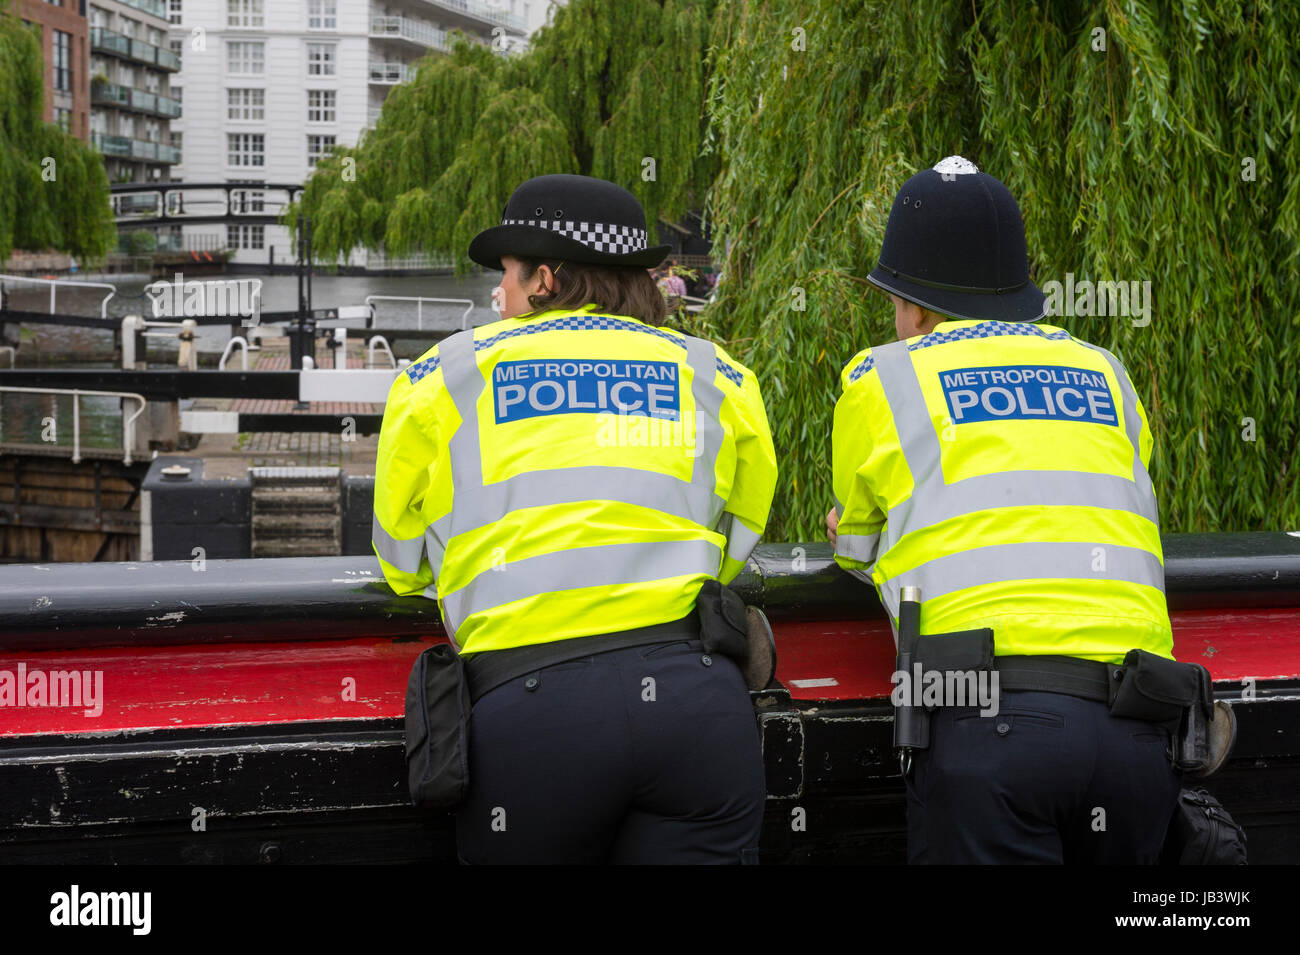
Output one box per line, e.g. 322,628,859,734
898,298,925,336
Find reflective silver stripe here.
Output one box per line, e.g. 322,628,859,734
440,330,484,490
423,527,446,578
873,341,941,484
423,581,459,649
835,532,880,564
725,519,763,564
1076,342,1157,506
878,541,1166,619
439,538,722,632
441,466,726,541
883,470,1156,552
372,513,426,575
687,337,727,529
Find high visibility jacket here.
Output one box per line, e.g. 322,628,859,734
373,304,778,654
832,319,1172,664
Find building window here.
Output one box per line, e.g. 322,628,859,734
170,39,183,63
121,18,137,39
168,0,183,25
306,90,335,123
232,189,265,213
228,0,264,29
52,30,71,92
307,0,337,31
227,41,265,74
227,88,265,121
227,224,265,250
170,130,183,150
306,134,336,167
227,132,265,167
306,43,335,76
53,108,72,132
173,86,182,103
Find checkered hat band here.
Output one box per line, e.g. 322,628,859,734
501,218,649,255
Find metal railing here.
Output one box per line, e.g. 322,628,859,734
426,0,525,31
120,0,166,19
90,28,181,71
370,16,450,51
91,81,181,118
92,131,181,164
219,336,250,371
368,61,413,84
0,386,147,465
364,295,475,331
362,250,456,271
0,274,118,320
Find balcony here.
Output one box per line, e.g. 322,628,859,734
91,80,182,119
421,0,525,32
91,28,181,72
368,61,413,85
370,16,450,52
92,131,180,165
120,0,167,19
92,132,131,158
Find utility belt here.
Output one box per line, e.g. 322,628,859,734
893,619,1228,777
462,615,704,704
404,580,778,811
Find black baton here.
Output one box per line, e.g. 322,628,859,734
894,585,928,775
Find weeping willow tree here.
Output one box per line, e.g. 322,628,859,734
0,2,114,263
288,0,719,266
703,0,1300,539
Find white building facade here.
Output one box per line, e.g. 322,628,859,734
167,0,530,267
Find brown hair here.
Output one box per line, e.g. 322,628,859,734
516,257,668,327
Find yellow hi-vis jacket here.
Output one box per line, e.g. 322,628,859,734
832,319,1172,664
373,304,778,654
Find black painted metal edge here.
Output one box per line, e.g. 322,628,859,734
0,533,1297,650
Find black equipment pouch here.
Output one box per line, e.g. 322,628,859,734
1109,649,1214,772
913,628,995,677
1160,789,1249,865
404,643,471,811
695,579,751,667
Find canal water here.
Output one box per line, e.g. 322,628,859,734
1,270,502,450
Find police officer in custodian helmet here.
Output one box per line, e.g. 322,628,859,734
373,174,778,863
827,156,1185,863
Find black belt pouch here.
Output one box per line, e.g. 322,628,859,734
404,643,470,810
1109,649,1203,732
913,628,995,674
695,579,750,665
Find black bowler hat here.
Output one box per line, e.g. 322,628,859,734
468,174,672,270
866,156,1046,322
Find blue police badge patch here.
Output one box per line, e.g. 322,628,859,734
939,364,1118,426
493,359,681,424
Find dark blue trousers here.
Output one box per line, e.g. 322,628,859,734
906,690,1182,864
455,640,766,864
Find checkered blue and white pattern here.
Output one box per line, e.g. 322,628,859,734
501,218,649,256
846,322,1072,384
406,314,746,387
908,321,1071,352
